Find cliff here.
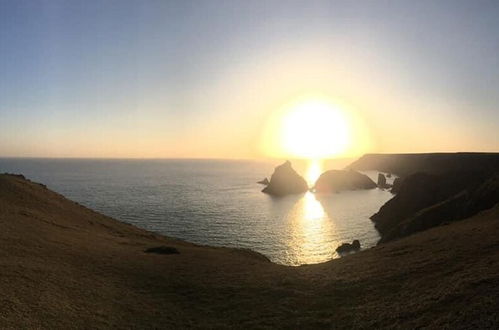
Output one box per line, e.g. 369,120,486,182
348,152,499,177
348,153,499,243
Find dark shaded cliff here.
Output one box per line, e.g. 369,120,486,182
349,153,499,243
348,152,499,177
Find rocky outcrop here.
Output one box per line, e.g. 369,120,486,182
257,178,269,185
373,171,499,243
336,240,361,254
391,177,402,194
314,170,376,193
377,173,388,188
261,161,308,196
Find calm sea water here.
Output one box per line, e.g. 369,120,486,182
0,158,395,265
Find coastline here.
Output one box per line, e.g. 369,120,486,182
1,173,499,328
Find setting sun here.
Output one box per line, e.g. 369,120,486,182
280,100,350,159
261,97,365,159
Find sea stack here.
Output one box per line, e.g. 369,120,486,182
314,170,376,193
262,161,308,196
377,173,388,188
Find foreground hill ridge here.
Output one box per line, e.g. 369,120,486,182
1,173,499,328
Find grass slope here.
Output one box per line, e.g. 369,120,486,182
1,174,498,329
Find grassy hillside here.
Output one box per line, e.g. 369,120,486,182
1,173,498,329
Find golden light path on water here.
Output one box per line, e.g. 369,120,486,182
271,159,389,265
285,159,334,265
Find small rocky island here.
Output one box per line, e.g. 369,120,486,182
313,169,376,193
377,173,391,189
336,240,361,255
261,161,308,196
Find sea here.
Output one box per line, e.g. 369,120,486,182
0,158,396,266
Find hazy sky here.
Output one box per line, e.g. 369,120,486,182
1,0,498,158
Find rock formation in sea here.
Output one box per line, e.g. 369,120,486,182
377,173,388,189
257,178,269,185
336,240,361,254
314,170,376,193
261,161,308,196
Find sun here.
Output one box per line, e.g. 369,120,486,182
279,99,350,159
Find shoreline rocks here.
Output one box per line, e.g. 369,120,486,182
336,240,361,254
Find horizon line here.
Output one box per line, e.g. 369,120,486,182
1,151,498,161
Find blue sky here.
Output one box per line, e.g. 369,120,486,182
1,0,498,157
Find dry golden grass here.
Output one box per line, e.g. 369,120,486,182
1,174,498,329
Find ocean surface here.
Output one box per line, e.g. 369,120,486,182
0,158,396,265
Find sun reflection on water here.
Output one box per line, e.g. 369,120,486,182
267,161,389,265
303,159,325,220
303,191,324,220
284,160,335,265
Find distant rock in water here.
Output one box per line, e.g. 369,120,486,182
336,240,361,254
257,178,269,185
377,173,388,188
314,170,376,193
261,161,308,196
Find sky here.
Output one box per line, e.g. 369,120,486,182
1,0,498,158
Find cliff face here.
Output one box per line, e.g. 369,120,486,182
347,153,499,243
371,170,499,243
348,152,499,177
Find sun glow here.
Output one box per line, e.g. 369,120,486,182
261,96,372,159
305,159,323,185
280,100,350,158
